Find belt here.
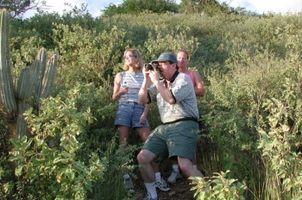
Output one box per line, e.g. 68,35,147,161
120,101,139,104
162,117,198,125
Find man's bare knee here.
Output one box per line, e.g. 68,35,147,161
137,150,155,165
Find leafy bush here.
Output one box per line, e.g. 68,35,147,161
203,26,302,198
256,54,302,199
5,85,107,199
190,170,246,200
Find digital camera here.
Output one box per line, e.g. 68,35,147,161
144,62,159,71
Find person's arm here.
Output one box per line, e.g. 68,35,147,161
139,104,149,124
153,81,175,104
148,70,175,104
112,73,128,101
193,71,205,97
138,69,152,104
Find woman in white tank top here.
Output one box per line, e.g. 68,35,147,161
112,48,150,146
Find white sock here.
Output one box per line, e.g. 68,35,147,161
123,173,130,179
172,164,179,172
155,172,161,182
144,182,157,199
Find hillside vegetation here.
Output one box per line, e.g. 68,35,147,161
1,11,302,199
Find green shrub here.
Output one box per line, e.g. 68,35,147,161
190,170,246,200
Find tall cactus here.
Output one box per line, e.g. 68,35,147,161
0,9,17,116
41,54,58,99
33,48,47,102
16,67,31,137
0,9,59,138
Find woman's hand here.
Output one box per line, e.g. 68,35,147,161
119,86,128,96
139,113,147,125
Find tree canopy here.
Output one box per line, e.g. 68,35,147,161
0,0,42,17
103,0,179,16
102,0,237,16
179,0,231,14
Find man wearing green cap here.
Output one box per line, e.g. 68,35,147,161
137,52,203,200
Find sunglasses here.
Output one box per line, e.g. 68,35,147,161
125,54,138,59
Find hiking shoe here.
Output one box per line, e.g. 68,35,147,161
155,178,170,192
167,169,182,184
142,192,159,200
123,173,135,194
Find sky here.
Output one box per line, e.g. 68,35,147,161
24,0,302,18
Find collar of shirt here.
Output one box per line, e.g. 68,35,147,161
163,70,179,87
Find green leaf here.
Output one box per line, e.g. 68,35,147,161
15,165,23,177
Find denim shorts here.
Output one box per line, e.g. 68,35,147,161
143,120,198,160
114,102,149,128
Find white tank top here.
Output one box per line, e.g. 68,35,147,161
119,71,144,103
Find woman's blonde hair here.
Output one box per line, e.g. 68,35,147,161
123,48,143,71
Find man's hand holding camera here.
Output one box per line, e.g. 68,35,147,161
143,62,160,85
149,69,160,86
139,62,160,104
